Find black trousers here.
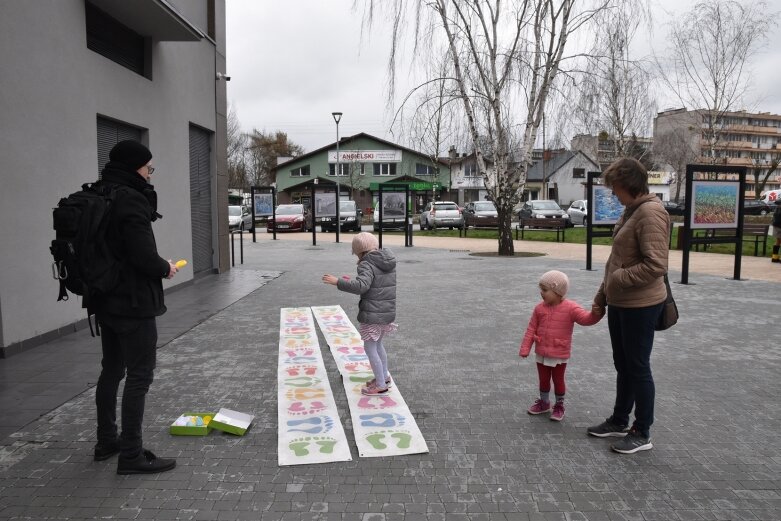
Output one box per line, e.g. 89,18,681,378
607,302,664,438
95,314,157,458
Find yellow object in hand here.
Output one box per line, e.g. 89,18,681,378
175,260,187,269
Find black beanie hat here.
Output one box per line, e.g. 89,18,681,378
109,140,153,170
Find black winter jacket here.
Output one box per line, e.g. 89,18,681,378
94,163,170,317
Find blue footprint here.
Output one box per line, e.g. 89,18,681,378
359,412,406,428
287,415,335,434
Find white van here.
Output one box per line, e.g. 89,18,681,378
760,189,781,204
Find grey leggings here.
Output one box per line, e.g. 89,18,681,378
363,336,389,388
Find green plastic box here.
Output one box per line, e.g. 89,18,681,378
208,408,254,436
169,412,215,436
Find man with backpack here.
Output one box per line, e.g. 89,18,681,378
92,140,179,475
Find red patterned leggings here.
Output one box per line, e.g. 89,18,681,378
536,362,567,396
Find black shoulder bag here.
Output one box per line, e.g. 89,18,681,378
655,274,679,331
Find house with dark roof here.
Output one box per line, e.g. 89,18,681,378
271,133,451,215
525,150,600,205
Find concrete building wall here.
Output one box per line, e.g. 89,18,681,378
0,1,227,354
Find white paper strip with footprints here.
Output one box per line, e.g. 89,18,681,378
310,305,429,458
277,307,352,465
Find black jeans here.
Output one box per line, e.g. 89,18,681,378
95,314,157,458
607,302,664,438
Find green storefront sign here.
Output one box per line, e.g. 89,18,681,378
369,181,441,191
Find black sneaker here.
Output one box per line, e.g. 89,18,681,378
587,418,629,438
610,428,652,454
93,440,120,461
117,449,176,475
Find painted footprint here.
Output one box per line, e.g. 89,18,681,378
337,346,365,356
342,354,369,363
364,430,413,450
285,365,318,377
287,401,327,416
285,348,314,358
357,395,398,410
286,415,335,434
283,376,322,388
359,412,406,428
348,371,375,384
288,436,339,457
344,361,373,373
285,388,326,401
283,356,318,365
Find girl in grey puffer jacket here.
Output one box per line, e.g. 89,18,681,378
322,232,397,396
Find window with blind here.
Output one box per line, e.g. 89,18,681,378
86,2,149,78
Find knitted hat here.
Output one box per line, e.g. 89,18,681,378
109,140,152,170
539,270,569,297
351,232,379,256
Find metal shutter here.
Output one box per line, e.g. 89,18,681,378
96,116,143,175
85,2,145,76
189,126,213,274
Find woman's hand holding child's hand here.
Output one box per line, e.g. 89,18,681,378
322,274,338,285
591,303,605,316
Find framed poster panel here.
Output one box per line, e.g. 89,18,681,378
253,193,273,217
690,181,739,229
591,185,624,224
314,191,337,217
379,191,406,220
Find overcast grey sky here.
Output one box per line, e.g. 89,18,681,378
225,0,781,153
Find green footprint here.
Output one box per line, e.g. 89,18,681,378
316,439,337,454
366,433,387,449
391,432,412,449
289,441,309,457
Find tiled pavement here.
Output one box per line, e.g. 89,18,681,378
1,234,780,520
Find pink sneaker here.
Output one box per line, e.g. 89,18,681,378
367,376,393,388
550,401,565,421
527,399,551,415
361,385,388,396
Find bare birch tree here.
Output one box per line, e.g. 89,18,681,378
660,0,773,162
571,2,654,163
652,126,698,202
361,0,612,255
227,105,250,191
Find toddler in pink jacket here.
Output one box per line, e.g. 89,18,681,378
519,270,602,421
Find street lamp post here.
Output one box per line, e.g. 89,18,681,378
332,112,343,244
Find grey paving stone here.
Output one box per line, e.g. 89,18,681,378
1,241,780,520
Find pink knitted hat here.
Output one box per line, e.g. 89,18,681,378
539,270,569,297
351,232,379,256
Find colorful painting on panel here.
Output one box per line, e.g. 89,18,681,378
592,186,624,224
690,181,739,229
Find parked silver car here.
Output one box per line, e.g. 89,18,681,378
566,200,588,225
228,205,253,232
420,201,464,230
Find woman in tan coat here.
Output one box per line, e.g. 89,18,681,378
588,158,669,454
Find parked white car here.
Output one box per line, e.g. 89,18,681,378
566,200,588,225
228,205,253,232
419,201,464,230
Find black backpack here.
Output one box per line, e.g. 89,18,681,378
50,182,123,315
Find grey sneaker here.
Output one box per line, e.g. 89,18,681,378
587,418,629,438
610,428,653,454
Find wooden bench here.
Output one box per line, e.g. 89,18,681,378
515,217,568,242
695,223,770,256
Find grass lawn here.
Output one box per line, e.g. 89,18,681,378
403,219,776,258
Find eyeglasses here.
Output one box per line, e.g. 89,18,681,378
146,165,155,175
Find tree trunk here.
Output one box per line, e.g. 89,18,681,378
497,207,514,255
